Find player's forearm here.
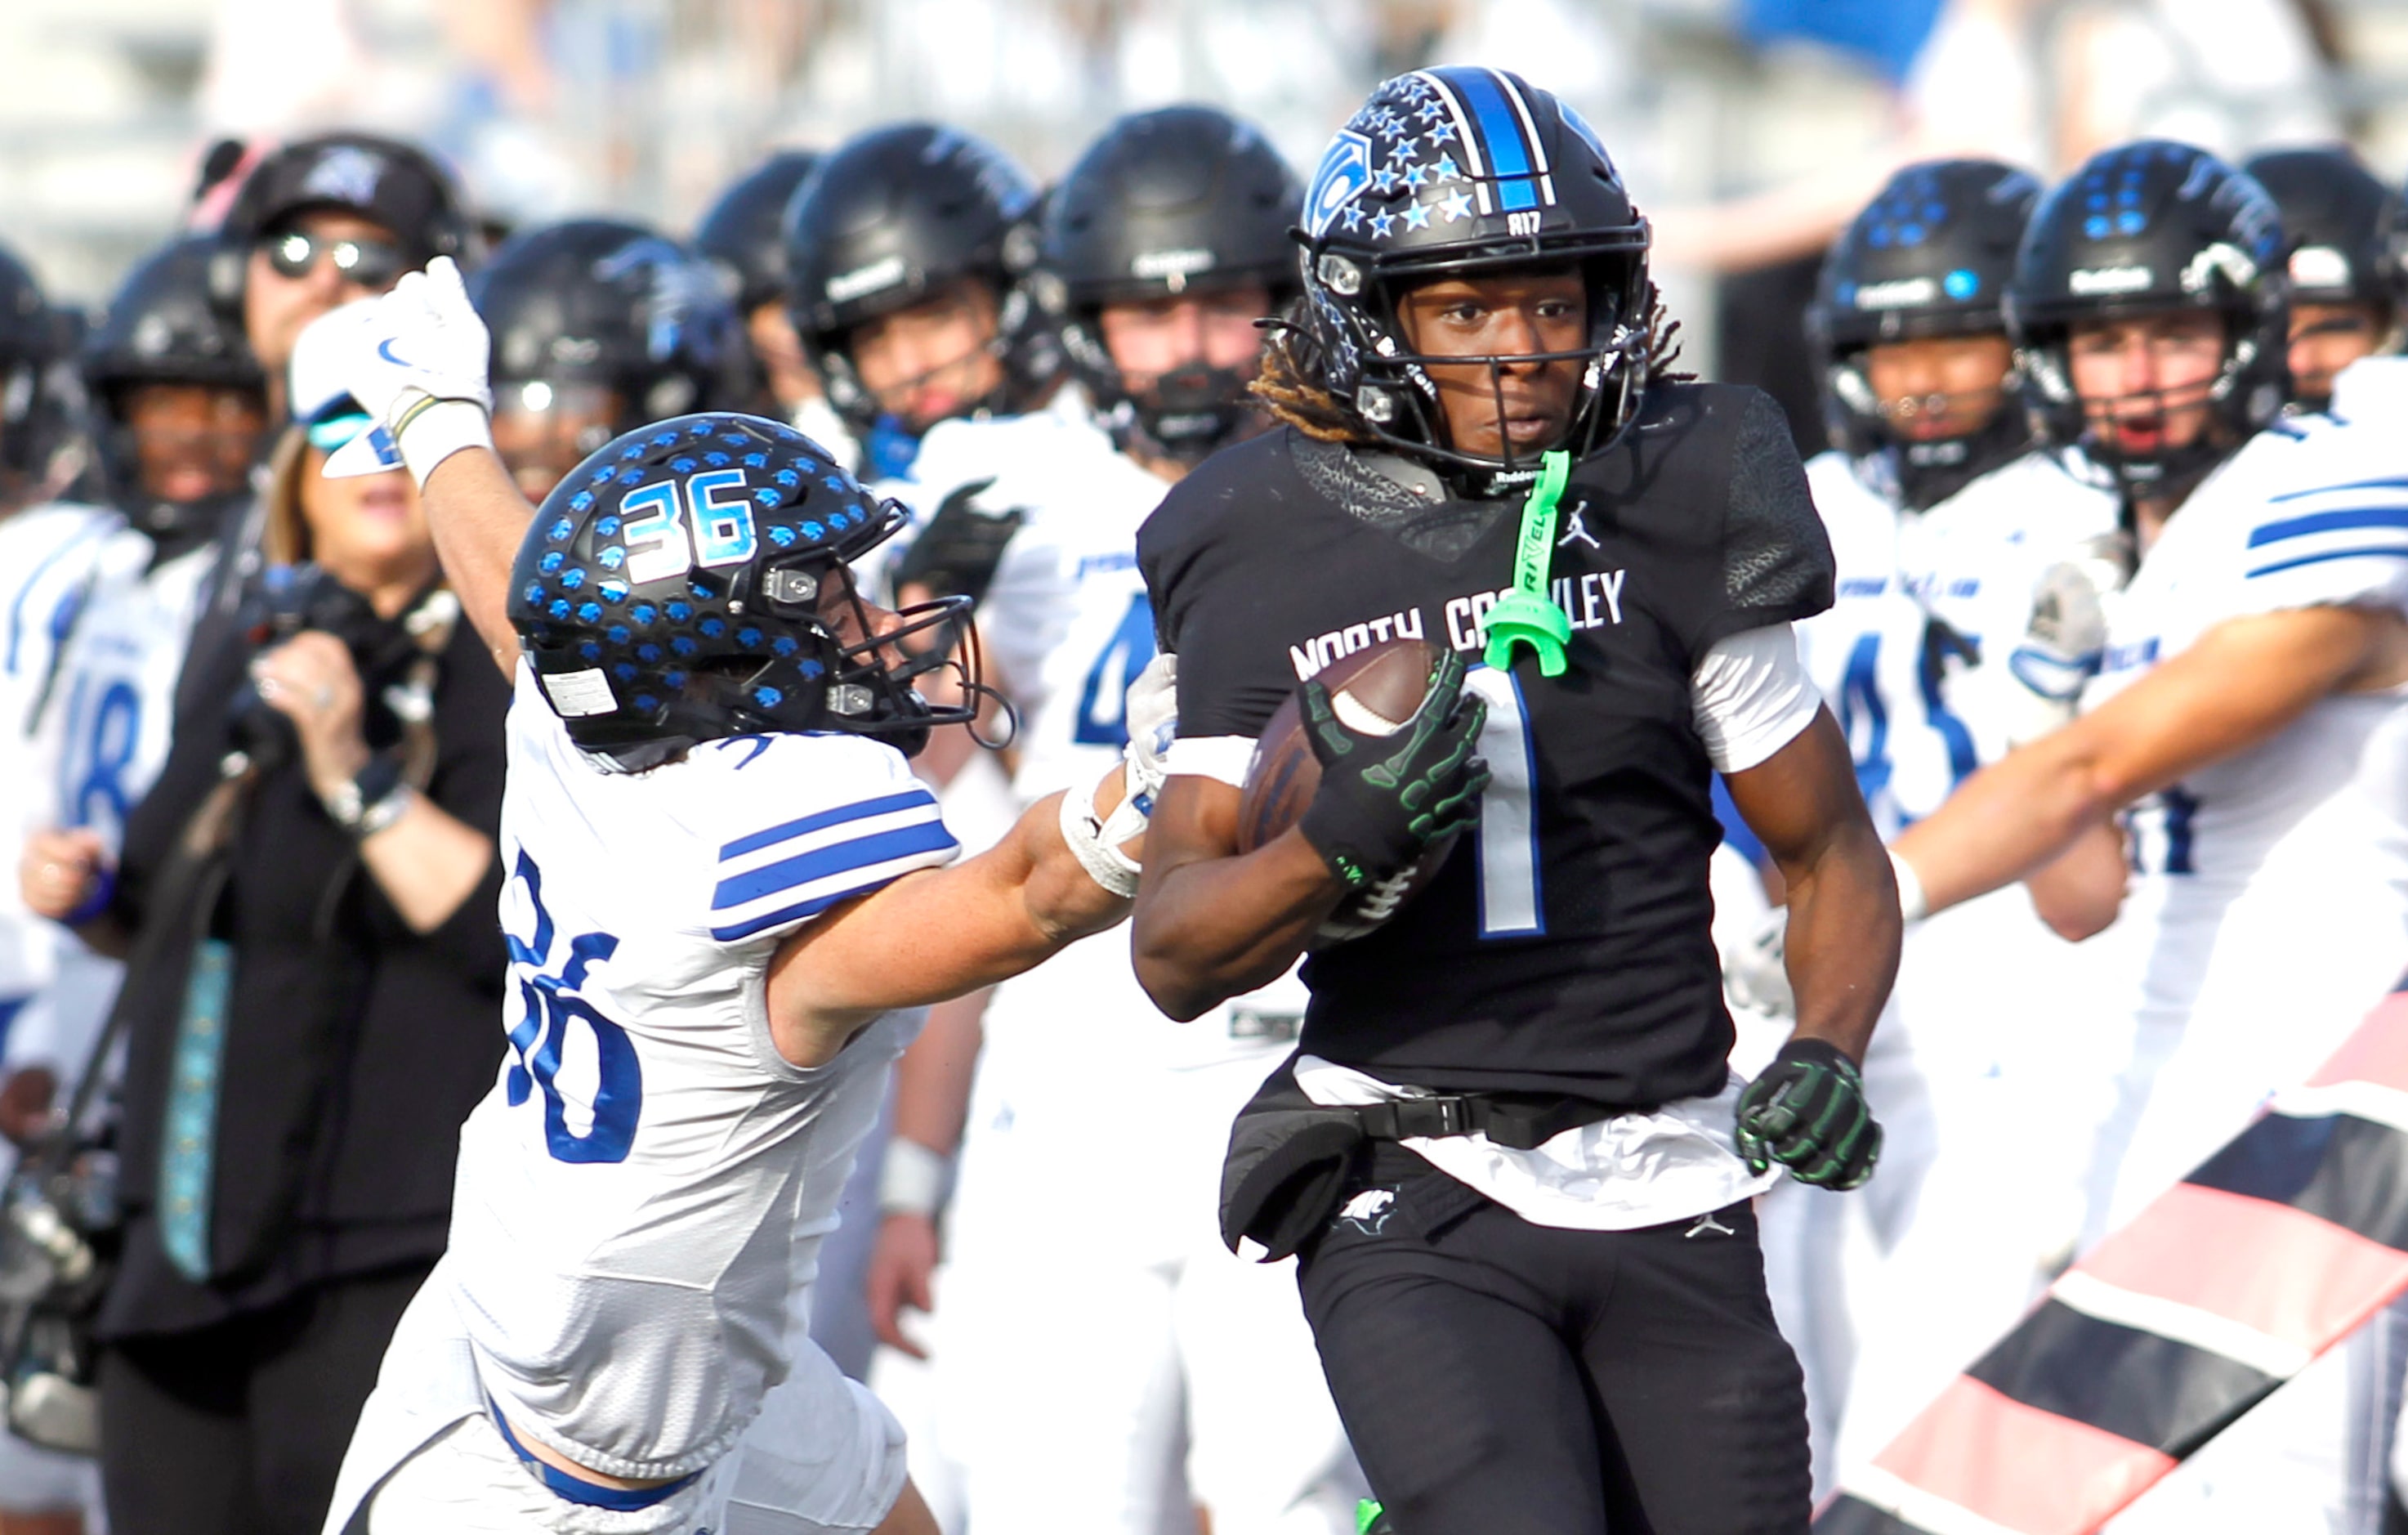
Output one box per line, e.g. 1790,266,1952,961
1892,732,2112,915
1132,828,1342,1022
1779,816,1898,1064
421,447,536,675
2023,817,2128,942
892,990,985,1156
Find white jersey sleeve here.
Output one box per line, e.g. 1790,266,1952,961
2221,427,2408,620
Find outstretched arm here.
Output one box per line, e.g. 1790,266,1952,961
337,256,516,672
418,448,534,675
1895,604,2408,915
766,770,1138,1067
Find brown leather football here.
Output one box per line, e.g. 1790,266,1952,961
1235,636,1463,947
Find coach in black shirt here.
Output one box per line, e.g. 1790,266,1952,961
22,333,506,1535
1133,69,1900,1535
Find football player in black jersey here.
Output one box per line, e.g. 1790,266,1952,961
1132,69,1901,1535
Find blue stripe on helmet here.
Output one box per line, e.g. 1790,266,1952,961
1453,69,1542,211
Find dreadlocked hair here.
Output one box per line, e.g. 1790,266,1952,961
1248,281,1691,444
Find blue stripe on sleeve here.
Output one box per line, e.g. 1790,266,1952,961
713,820,958,911
2245,544,2408,580
2246,507,2408,548
718,790,936,861
2267,476,2408,504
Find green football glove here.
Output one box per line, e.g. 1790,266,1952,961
1735,1037,1882,1190
1295,647,1490,889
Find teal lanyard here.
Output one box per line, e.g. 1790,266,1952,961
160,938,233,1282
1481,449,1575,678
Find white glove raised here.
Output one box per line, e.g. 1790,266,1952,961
2005,530,2134,743
324,256,496,486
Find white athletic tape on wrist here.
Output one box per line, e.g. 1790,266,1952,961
1061,774,1141,898
393,396,496,489
1890,846,1929,924
877,1137,951,1219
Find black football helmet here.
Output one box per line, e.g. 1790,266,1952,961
2008,141,2288,496
1039,105,1301,465
695,150,822,316
510,413,980,769
471,220,746,498
780,123,1057,452
1807,159,2043,510
80,235,268,553
0,244,77,499
2243,145,2405,409
1293,67,1651,495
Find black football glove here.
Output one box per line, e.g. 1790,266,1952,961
1735,1037,1881,1190
892,477,1024,606
1295,647,1490,889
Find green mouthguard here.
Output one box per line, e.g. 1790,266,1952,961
1481,448,1575,678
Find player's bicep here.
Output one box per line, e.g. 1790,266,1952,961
1722,708,1874,878
2071,606,2394,804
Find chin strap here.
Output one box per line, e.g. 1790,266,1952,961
1481,449,1575,678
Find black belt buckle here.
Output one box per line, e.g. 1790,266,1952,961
1380,1094,1472,1139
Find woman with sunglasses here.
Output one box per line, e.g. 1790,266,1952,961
18,307,508,1535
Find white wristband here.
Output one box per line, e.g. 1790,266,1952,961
1889,846,1929,924
1060,774,1141,897
878,1137,952,1219
392,394,496,490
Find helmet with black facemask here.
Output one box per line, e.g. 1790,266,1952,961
1808,159,2043,512
1293,67,1651,498
1039,105,1300,467
2008,141,2289,501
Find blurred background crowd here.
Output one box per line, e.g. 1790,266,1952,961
1,2,2406,1533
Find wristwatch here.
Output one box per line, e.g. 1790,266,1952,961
323,755,410,839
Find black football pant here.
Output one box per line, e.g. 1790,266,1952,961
1298,1161,1809,1535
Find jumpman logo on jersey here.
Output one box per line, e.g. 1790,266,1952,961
1557,508,1601,551
1685,1211,1735,1239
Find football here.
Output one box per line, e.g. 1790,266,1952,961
1236,636,1464,947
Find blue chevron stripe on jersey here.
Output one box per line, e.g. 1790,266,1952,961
718,788,937,861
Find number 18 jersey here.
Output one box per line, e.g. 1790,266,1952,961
438,667,959,1479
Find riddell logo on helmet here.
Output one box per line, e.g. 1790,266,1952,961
826,254,906,305
1852,277,1936,309
2067,266,2153,296
1132,248,1216,280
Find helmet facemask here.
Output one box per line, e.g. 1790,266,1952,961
1314,243,1651,495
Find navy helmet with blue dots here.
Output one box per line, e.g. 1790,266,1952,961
2008,141,2289,495
507,410,976,768
1807,158,2043,508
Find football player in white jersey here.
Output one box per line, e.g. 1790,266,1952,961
16,238,273,1148
2242,146,2405,414
316,261,1160,1535
862,107,1365,1535
0,238,124,1535
1743,159,2127,1488
779,123,1059,486
1894,141,2408,1530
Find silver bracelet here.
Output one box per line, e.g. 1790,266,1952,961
877,1137,952,1219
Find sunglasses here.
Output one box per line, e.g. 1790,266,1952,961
262,230,409,289
306,409,373,452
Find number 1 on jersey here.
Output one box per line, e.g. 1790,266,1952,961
1464,665,1542,938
